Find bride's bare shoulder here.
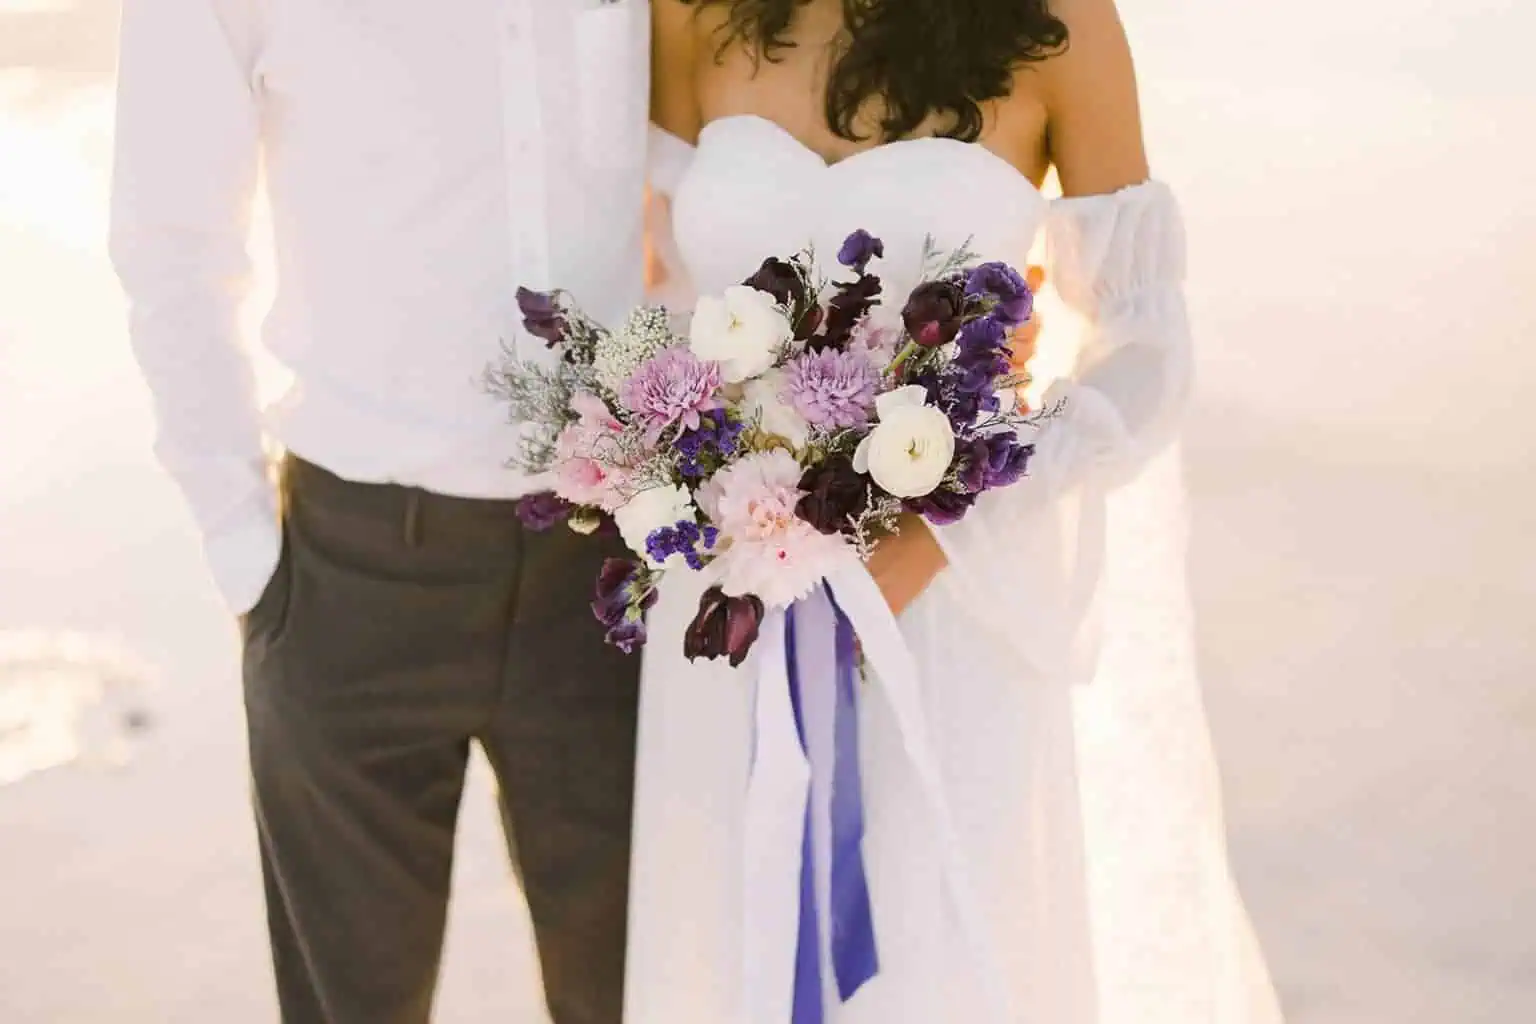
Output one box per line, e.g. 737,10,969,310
651,0,716,143
1031,0,1150,196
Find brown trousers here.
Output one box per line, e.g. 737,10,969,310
242,457,639,1023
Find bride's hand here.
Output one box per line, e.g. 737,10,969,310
866,514,949,617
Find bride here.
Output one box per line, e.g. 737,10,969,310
626,1,1280,1020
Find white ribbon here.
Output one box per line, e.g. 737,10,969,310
740,564,1015,1023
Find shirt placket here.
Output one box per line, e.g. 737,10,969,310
497,0,553,361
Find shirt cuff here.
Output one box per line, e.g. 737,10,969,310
201,484,283,616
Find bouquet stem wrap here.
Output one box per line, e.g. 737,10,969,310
742,564,1014,1023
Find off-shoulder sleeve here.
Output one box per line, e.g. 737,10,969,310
647,124,695,199
922,181,1191,666
644,124,698,307
1030,179,1192,493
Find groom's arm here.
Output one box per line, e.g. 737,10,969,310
110,0,279,615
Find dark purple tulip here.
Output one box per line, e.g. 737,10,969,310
684,586,766,668
745,257,823,341
744,257,806,306
837,230,885,275
796,454,869,535
592,557,639,627
904,486,978,526
516,287,566,346
965,262,1034,328
516,491,573,531
902,279,966,348
605,618,649,655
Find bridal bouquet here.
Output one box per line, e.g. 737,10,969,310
491,230,1048,666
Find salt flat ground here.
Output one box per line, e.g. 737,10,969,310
2,1,1533,1021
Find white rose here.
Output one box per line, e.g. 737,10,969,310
741,370,810,449
613,484,699,567
689,285,792,383
853,386,956,498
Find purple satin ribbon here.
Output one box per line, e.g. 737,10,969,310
783,586,880,1023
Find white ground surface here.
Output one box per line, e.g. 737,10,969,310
2,2,1533,1021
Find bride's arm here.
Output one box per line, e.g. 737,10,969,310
873,0,1189,615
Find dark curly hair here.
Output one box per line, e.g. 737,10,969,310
682,0,1069,143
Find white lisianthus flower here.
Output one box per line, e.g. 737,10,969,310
689,285,792,383
853,385,956,498
741,369,810,449
613,484,698,567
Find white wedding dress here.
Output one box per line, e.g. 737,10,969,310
625,116,1283,1024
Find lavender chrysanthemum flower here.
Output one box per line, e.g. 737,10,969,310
783,348,881,429
619,347,723,443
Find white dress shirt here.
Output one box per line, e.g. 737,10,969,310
110,0,651,613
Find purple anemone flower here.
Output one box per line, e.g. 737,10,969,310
965,262,1035,328
956,433,1035,493
904,486,978,526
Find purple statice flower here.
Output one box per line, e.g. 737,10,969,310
837,230,885,275
955,432,1035,493
783,348,881,430
676,409,746,479
516,287,566,345
619,347,723,443
592,557,658,653
965,262,1034,328
516,491,573,531
644,519,720,571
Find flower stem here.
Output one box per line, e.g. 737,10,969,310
886,341,922,378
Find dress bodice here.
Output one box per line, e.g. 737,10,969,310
671,115,1049,298
651,116,1192,679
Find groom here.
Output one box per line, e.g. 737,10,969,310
110,2,649,1021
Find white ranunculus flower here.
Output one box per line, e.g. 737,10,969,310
741,369,810,449
613,484,698,567
853,385,956,498
689,285,792,383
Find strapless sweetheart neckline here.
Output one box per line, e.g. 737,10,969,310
695,113,1046,201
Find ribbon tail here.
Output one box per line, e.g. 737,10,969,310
825,565,1017,1023
825,584,880,1000
784,606,826,1024
742,611,812,1024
